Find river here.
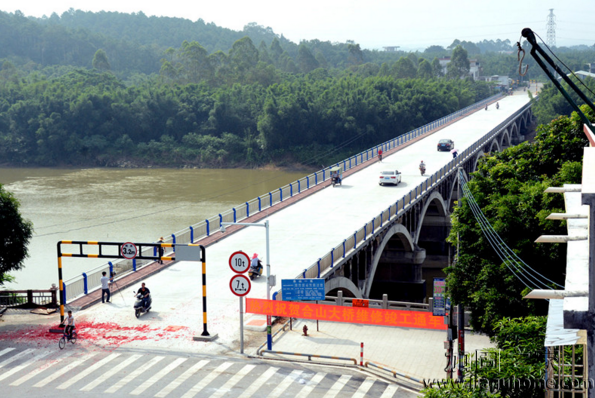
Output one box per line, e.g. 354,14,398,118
0,167,307,290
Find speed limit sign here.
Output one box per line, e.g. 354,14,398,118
229,251,250,274
121,242,137,259
230,274,251,297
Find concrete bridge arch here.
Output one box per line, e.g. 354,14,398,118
364,223,416,297
326,276,363,298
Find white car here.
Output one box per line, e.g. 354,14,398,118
379,170,401,186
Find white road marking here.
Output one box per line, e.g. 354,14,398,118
235,367,279,398
57,352,121,389
266,370,303,398
379,384,400,398
208,364,256,398
154,359,209,398
34,353,98,387
322,375,352,398
130,357,187,395
0,348,15,358
80,354,142,391
0,348,34,369
0,350,52,382
352,378,375,398
105,355,164,393
295,372,327,398
180,362,234,398
11,351,75,386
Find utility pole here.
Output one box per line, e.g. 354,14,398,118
457,168,465,383
446,168,465,380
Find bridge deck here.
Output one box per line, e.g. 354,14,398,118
76,93,531,354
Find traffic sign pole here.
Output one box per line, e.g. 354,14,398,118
230,268,251,355
240,297,244,354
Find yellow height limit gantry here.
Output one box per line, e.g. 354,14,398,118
56,241,210,337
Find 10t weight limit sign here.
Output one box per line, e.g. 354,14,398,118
230,274,251,297
229,251,250,274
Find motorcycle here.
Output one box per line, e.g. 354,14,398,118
496,102,500,110
330,166,342,187
249,260,263,280
133,291,152,318
420,166,426,176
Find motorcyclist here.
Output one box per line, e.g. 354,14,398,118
378,148,383,162
496,102,500,110
250,253,261,271
138,282,151,309
419,160,426,175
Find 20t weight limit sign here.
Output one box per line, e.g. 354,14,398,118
230,274,251,297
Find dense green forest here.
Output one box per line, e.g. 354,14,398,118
446,103,589,335
0,9,594,167
0,67,490,167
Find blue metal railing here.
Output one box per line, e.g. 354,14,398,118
63,93,506,302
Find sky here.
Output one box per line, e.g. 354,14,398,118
2,0,595,51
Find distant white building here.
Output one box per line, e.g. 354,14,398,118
481,75,511,91
558,70,595,82
438,57,481,80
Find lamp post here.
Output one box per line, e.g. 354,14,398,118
221,220,273,350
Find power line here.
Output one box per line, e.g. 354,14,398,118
458,170,564,290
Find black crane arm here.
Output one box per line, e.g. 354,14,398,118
521,28,595,134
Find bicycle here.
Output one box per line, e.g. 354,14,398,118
59,329,77,349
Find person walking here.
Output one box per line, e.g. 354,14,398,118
100,271,112,303
157,237,164,264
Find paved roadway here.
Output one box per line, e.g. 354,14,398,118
60,93,529,354
63,93,528,353
0,341,418,398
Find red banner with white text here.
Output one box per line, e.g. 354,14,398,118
246,298,446,330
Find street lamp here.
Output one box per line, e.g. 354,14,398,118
221,220,273,350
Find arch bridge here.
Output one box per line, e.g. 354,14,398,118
300,100,533,301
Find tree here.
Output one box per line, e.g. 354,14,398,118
92,49,111,71
229,37,259,76
347,43,364,65
391,57,417,79
446,107,590,334
297,43,319,73
269,37,284,66
446,45,469,79
422,317,547,398
407,52,418,67
0,184,33,285
417,59,434,79
315,52,329,69
431,57,443,77
258,40,272,64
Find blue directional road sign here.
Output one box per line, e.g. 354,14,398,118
282,279,325,301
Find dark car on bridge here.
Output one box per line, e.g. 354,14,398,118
437,139,455,151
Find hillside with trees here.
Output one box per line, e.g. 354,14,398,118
0,9,593,168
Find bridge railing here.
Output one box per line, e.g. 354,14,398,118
291,99,530,287
63,93,504,303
